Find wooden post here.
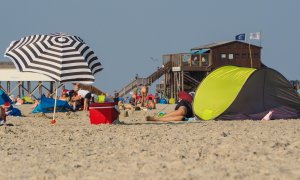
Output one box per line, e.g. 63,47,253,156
181,70,184,92
27,81,31,95
7,81,11,94
50,82,54,94
39,81,43,95
18,81,21,97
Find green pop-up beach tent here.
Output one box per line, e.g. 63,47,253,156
193,66,300,120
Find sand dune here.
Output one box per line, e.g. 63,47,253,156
0,104,300,179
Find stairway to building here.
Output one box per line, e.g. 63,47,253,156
183,72,201,91
117,61,172,97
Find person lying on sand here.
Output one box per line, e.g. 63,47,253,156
146,91,194,122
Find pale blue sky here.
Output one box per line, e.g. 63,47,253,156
1,0,300,94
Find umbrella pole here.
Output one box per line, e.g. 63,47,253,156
52,81,58,124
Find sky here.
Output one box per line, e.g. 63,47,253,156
1,0,300,95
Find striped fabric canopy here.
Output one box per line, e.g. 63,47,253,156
4,32,103,83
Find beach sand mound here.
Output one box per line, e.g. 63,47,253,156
1,104,300,179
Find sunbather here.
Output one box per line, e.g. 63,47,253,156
59,90,70,101
146,91,194,122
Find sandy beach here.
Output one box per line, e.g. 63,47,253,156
1,104,300,179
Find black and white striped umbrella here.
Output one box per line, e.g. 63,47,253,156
4,32,103,83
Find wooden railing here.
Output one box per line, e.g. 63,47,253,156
163,53,211,68
117,61,172,97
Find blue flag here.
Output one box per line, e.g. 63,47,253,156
235,33,245,41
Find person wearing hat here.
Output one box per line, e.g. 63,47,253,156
146,91,194,122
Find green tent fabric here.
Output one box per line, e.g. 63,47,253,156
193,66,256,120
193,65,300,120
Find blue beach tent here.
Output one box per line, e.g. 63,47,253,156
32,95,71,113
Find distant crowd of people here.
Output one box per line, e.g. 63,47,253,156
0,82,197,125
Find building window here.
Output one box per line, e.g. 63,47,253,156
221,53,226,59
228,54,234,60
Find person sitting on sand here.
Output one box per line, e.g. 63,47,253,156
118,100,134,111
59,90,70,102
146,99,156,110
129,91,137,106
71,91,82,111
146,91,194,122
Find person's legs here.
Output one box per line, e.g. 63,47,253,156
146,107,187,122
84,93,91,111
146,115,184,122
83,98,89,111
162,107,186,118
72,101,77,111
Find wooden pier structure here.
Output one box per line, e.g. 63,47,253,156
0,62,103,99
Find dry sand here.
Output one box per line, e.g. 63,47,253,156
1,104,300,179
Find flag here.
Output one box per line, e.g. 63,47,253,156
250,32,260,40
235,33,245,41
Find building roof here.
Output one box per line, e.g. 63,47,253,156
0,61,54,81
191,40,262,50
0,61,15,69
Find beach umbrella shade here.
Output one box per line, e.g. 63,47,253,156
0,89,12,105
4,32,103,123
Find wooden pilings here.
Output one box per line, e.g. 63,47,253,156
0,81,57,99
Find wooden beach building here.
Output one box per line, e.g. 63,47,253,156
157,40,262,98
117,40,262,99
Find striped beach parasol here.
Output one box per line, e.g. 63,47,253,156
4,32,103,83
4,32,103,123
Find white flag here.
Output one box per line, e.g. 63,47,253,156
250,32,260,40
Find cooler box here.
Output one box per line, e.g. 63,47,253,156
89,102,119,124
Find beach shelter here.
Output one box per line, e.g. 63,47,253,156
193,66,300,120
32,95,71,114
4,32,103,123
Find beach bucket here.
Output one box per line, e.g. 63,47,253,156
159,98,168,104
98,95,106,103
169,98,176,104
89,102,119,124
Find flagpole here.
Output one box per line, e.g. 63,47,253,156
259,31,262,47
248,35,253,68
